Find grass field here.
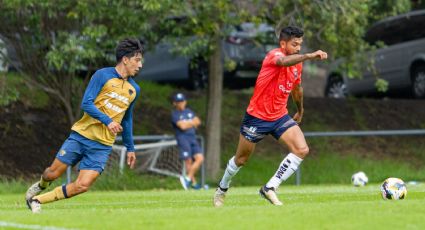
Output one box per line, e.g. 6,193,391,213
0,184,424,230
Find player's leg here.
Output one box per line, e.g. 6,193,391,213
214,113,267,207
258,115,307,205
213,134,256,207
31,170,99,208
260,125,308,205
268,125,308,187
25,159,68,201
219,134,256,189
177,137,193,190
184,158,193,180
26,137,82,204
186,138,204,188
188,153,204,189
64,169,100,197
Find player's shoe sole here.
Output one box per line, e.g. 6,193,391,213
259,186,283,206
25,182,44,200
213,187,227,207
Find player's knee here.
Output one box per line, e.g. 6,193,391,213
43,168,61,181
75,180,91,194
196,155,204,163
294,146,309,158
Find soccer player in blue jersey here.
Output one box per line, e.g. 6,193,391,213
171,93,204,190
25,38,144,213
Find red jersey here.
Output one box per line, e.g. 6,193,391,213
246,48,302,121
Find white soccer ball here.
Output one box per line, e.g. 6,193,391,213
381,177,407,200
351,171,368,186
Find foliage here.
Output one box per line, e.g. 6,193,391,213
0,73,19,106
0,0,177,123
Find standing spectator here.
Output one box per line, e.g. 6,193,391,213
171,93,204,190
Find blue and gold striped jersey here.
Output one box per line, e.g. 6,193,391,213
71,67,140,151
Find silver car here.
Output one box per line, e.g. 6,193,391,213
325,10,425,98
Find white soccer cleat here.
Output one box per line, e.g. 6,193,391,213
26,198,41,213
25,182,44,200
259,186,283,206
213,187,227,207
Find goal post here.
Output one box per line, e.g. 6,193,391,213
65,135,206,188
113,135,206,188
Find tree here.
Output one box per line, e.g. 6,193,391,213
0,0,174,124
163,0,411,179
0,0,411,180
161,1,254,179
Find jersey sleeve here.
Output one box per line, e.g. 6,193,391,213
171,111,180,125
121,81,140,153
266,49,285,67
81,70,113,126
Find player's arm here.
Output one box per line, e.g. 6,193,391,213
291,84,304,124
81,71,114,126
276,50,328,67
121,97,138,169
192,116,201,128
176,120,197,130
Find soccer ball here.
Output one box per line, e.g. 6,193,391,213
351,171,368,186
380,177,407,200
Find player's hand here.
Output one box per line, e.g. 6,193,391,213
308,50,328,60
293,111,304,124
127,152,136,169
107,121,123,135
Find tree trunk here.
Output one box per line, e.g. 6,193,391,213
205,36,223,180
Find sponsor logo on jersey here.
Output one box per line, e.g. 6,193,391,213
278,83,292,94
59,149,66,156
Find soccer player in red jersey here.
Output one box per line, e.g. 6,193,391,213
213,26,327,206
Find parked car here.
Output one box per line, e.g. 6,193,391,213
136,23,276,89
324,10,425,98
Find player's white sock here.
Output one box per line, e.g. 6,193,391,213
219,156,241,189
266,153,303,189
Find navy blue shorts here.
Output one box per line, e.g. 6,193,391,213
56,132,112,173
176,135,203,160
240,113,298,143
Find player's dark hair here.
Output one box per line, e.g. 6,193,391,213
279,26,304,41
115,38,145,63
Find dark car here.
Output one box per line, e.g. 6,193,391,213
324,10,425,98
136,23,276,89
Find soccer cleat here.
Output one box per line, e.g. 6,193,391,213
26,198,41,213
191,183,202,190
179,176,192,190
25,182,45,200
213,186,227,207
259,186,283,206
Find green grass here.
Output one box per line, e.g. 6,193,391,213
0,184,424,229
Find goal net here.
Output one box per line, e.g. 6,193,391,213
112,135,205,184
65,135,206,187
